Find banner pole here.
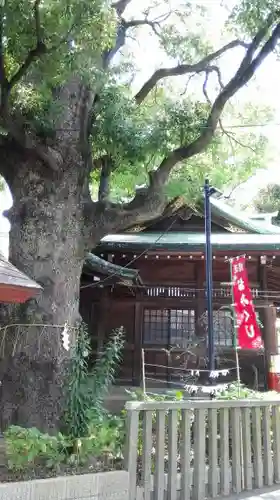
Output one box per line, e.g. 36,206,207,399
204,179,215,380
141,348,147,399
229,258,241,390
235,338,241,388
230,257,244,490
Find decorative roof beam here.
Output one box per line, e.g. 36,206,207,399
84,253,142,285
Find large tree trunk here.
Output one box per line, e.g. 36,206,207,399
0,76,167,431
0,145,91,431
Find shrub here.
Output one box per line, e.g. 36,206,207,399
63,322,92,439
88,327,125,422
5,326,126,473
63,324,125,439
4,417,126,472
4,426,69,471
215,381,264,400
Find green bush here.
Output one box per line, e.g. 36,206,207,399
126,388,184,402
88,414,126,458
4,415,126,472
215,381,264,400
61,413,126,467
4,426,69,471
4,325,127,473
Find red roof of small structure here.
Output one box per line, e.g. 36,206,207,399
0,253,42,303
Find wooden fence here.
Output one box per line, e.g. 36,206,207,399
125,399,280,500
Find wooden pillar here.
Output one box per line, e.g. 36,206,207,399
258,260,276,349
262,307,278,354
132,300,142,386
96,288,109,353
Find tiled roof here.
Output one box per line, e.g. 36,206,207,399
98,232,280,252
0,253,42,291
85,253,142,285
208,198,280,234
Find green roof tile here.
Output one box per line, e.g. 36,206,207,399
98,232,280,252
85,253,142,283
209,197,280,234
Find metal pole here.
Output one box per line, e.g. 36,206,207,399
141,348,147,399
204,179,215,374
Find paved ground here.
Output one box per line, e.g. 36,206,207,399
227,486,280,500
245,492,280,500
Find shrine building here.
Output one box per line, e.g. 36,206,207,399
80,196,280,393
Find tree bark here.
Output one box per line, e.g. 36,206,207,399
0,143,93,431
0,137,167,431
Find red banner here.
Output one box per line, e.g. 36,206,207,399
231,256,263,350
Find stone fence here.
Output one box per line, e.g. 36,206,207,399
0,470,129,500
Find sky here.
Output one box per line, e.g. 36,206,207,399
1,0,280,256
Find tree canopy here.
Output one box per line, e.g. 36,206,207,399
0,0,279,219
252,183,280,213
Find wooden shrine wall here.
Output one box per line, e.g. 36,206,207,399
80,286,137,382
79,254,273,387
104,301,136,382
128,258,258,285
135,259,196,284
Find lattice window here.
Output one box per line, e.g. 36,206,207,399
143,308,195,347
213,309,234,347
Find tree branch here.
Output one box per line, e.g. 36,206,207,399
111,0,133,17
85,18,280,242
237,13,277,76
84,187,168,245
8,46,47,92
221,128,257,153
103,10,170,67
6,0,78,93
124,18,160,34
202,68,256,153
102,19,128,66
134,39,249,104
7,0,46,92
34,0,43,44
0,1,8,110
180,74,196,96
98,156,112,201
124,8,172,36
150,19,280,187
0,4,5,84
0,108,62,171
